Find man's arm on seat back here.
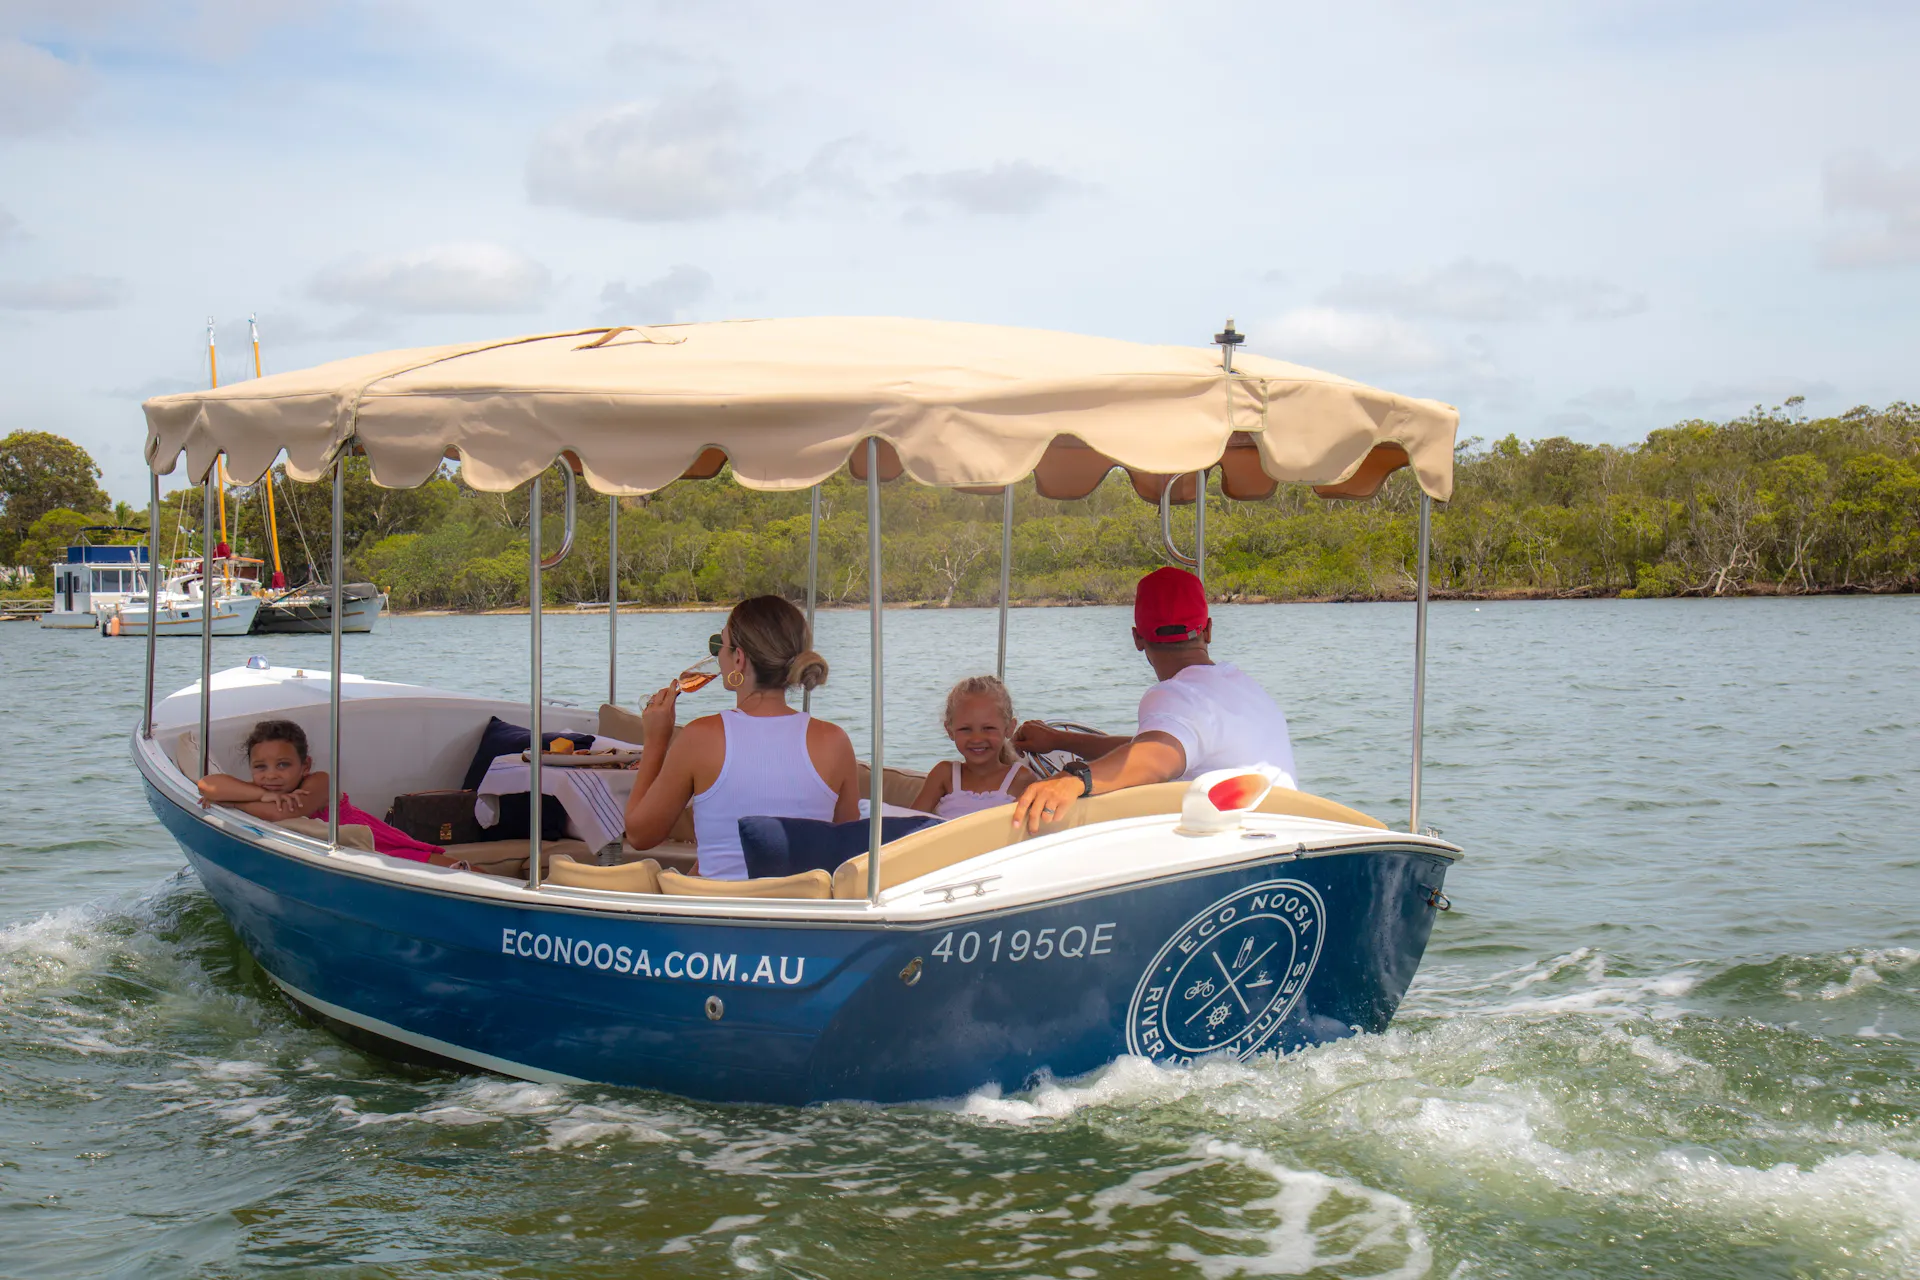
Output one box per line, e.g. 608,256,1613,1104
1090,731,1187,791
1009,731,1186,834
1012,721,1131,761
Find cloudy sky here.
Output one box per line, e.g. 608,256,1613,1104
2,0,1916,502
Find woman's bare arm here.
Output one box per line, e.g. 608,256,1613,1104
624,725,710,849
808,720,862,824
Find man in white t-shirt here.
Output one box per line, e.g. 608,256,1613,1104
1010,566,1296,833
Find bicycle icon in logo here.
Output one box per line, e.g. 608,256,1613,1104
1125,880,1327,1064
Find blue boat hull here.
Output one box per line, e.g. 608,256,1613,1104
148,782,1453,1104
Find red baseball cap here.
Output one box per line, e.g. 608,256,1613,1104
1134,567,1210,643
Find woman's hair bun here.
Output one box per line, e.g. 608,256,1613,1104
786,649,829,691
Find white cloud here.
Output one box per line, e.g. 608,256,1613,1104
525,91,883,223
526,91,766,222
306,243,552,314
0,206,19,244
1821,152,1920,268
0,39,87,135
1259,307,1448,374
895,161,1083,217
599,265,713,323
767,135,883,206
0,274,125,310
1321,258,1647,323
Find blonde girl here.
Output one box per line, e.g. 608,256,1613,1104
911,675,1033,819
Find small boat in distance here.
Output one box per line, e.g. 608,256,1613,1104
40,528,150,630
252,581,386,634
109,557,261,636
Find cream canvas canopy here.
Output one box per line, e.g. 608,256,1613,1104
143,316,1458,502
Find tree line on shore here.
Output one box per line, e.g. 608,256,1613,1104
3,399,1915,606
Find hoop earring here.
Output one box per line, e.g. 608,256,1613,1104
723,670,745,690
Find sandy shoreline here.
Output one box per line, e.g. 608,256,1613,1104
389,583,1915,617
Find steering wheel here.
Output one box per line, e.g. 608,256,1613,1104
1020,720,1106,778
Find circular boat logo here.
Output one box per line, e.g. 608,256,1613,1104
1125,879,1325,1063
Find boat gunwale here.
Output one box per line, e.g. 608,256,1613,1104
133,728,1459,931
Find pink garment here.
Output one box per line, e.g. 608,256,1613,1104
307,794,444,862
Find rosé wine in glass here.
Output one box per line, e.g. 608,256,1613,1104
677,656,720,693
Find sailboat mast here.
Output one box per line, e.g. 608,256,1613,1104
207,318,231,560
253,315,287,589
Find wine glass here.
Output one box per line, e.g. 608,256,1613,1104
676,656,720,693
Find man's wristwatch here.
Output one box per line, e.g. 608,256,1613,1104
1062,760,1094,797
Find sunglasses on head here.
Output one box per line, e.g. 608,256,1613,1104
708,633,724,657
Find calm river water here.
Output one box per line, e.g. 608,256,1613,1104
2,599,1916,1278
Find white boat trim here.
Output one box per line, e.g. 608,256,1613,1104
263,970,587,1084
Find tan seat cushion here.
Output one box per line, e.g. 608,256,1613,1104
278,818,377,852
620,840,698,874
432,838,593,878
437,837,590,862
544,855,662,893
854,762,927,809
658,868,832,900
597,702,649,744
831,783,1385,899
832,806,1011,899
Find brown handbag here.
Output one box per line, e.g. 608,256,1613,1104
385,790,488,845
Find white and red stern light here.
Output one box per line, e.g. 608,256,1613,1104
1176,765,1283,836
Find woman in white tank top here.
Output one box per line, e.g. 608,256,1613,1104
623,597,860,879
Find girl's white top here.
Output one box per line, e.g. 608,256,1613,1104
933,761,1025,820
691,709,837,879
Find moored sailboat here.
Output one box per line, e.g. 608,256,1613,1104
109,557,261,636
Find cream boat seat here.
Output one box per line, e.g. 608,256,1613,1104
829,783,1387,899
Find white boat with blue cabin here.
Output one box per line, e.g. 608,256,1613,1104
132,317,1462,1104
40,527,151,629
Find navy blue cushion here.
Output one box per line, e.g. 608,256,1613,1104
485,792,569,843
738,815,938,879
459,716,596,792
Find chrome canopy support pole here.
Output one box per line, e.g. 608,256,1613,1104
143,469,159,739
607,495,619,707
1158,481,1199,570
528,475,544,890
198,468,214,780
1204,318,1242,590
803,485,820,713
328,455,344,847
865,443,884,906
1194,469,1207,589
1409,491,1432,833
996,484,1013,679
